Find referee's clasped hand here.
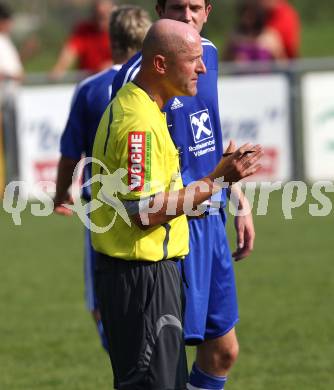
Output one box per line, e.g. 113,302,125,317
210,141,264,185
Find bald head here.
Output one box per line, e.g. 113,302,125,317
142,19,201,62
135,19,205,107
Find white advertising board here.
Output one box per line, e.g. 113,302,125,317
218,74,292,182
16,76,291,199
302,72,334,181
17,84,75,198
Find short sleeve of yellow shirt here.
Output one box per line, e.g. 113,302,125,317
91,82,189,261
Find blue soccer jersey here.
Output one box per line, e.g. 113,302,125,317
111,39,238,344
60,65,120,200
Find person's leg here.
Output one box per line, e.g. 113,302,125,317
95,254,188,390
90,308,108,351
188,329,239,390
188,214,239,389
179,217,214,345
84,228,108,351
197,328,239,374
2,94,19,182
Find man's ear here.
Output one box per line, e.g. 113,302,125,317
155,4,163,18
154,54,167,74
204,4,212,23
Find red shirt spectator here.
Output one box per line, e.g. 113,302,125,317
49,0,114,80
265,0,300,58
67,20,111,72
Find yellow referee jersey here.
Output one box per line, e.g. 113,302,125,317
91,82,189,261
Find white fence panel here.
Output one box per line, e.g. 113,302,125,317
17,84,75,198
218,74,292,182
302,72,334,181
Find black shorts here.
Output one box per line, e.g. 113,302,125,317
95,253,188,390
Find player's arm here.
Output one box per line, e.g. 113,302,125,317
131,143,263,229
49,45,77,80
224,141,256,261
54,156,79,215
230,185,255,261
54,80,87,214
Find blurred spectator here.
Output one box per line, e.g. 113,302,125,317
0,2,24,81
0,2,23,184
49,0,114,80
259,0,300,58
223,0,285,62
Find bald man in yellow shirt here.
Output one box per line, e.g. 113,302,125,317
91,19,263,390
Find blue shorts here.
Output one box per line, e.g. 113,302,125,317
179,211,239,345
84,227,98,311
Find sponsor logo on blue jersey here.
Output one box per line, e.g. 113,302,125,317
190,109,213,144
170,97,184,110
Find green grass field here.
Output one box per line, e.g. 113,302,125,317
1,190,334,389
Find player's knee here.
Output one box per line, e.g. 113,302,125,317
197,332,240,374
225,341,239,367
215,339,239,370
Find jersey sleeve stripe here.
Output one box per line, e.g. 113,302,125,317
103,104,114,155
122,55,142,86
201,42,217,49
201,37,217,49
131,67,140,80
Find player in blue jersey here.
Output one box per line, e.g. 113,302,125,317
53,5,151,351
110,1,256,389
